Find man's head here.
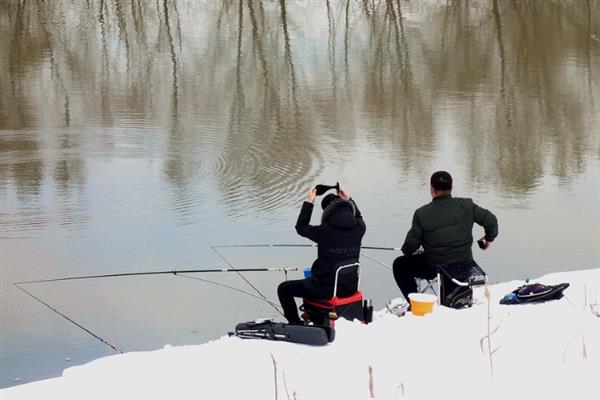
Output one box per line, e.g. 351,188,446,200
430,171,452,197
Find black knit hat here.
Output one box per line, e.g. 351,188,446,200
321,193,339,210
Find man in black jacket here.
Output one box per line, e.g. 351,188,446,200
393,171,498,304
277,186,366,324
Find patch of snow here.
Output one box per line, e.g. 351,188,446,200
3,269,599,400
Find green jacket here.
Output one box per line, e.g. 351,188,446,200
401,194,498,265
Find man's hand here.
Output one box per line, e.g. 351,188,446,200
478,236,492,250
307,188,317,203
338,186,350,200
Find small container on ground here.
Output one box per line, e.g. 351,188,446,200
408,293,437,316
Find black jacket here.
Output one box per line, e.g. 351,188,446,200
295,198,366,297
401,194,498,265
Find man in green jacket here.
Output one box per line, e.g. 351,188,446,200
393,171,498,305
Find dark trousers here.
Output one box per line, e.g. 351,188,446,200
393,254,456,301
392,254,439,301
277,279,330,324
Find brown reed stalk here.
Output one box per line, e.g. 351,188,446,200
282,369,292,400
480,285,500,378
368,365,375,398
396,382,406,399
271,353,278,400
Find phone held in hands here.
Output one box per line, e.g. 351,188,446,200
314,182,340,196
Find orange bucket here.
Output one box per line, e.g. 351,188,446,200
408,293,437,316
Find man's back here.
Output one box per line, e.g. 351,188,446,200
401,194,498,265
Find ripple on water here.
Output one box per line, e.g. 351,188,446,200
0,118,327,232
216,130,324,218
160,111,326,221
0,209,48,239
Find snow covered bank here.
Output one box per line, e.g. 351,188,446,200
3,269,599,400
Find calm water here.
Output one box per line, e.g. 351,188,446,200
1,0,599,388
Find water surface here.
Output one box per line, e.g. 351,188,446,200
1,0,599,387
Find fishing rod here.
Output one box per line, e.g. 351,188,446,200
14,267,299,285
362,246,401,251
212,243,397,271
213,243,402,251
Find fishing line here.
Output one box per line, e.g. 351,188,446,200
361,253,393,270
13,282,123,354
176,273,284,315
210,246,282,315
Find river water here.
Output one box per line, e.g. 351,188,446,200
1,0,599,388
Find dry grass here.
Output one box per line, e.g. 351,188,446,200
271,353,293,400
368,365,375,398
583,284,599,317
560,329,585,363
282,370,292,400
107,339,118,355
271,353,278,400
395,382,406,399
480,285,500,378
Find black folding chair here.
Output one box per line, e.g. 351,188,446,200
420,261,488,308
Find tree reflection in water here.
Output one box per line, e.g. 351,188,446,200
0,0,599,230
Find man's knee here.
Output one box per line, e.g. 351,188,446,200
393,255,410,274
277,280,290,297
278,279,306,298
